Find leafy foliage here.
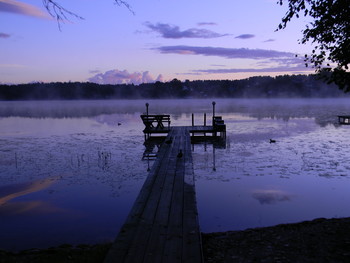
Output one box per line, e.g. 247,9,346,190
277,0,350,91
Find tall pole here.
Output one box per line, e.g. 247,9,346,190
145,103,149,140
212,101,216,125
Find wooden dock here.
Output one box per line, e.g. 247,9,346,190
104,126,203,263
141,114,226,139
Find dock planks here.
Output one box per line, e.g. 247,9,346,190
104,127,203,263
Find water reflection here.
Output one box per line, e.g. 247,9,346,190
252,189,293,205
0,178,60,216
0,201,63,217
0,178,56,206
142,135,227,172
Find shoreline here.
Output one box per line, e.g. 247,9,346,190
2,217,350,262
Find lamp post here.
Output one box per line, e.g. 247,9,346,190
146,103,149,116
212,101,216,125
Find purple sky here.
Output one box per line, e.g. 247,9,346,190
0,0,315,84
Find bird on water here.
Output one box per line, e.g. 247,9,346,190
270,139,276,143
177,149,183,158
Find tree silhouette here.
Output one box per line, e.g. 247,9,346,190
43,0,133,29
277,0,350,91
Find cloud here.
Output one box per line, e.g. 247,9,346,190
154,45,294,59
0,32,10,38
0,0,49,18
235,34,255,39
188,56,314,75
191,65,314,74
0,63,26,68
263,38,275,42
89,69,101,74
197,22,217,26
211,64,227,67
88,69,164,85
153,45,314,75
144,22,229,39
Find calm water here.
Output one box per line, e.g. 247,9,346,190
1,99,350,251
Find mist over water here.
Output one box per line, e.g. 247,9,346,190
1,98,350,251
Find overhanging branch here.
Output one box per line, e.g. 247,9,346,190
42,0,134,30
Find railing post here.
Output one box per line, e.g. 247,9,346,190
146,103,149,116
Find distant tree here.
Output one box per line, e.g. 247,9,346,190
277,0,350,91
169,78,183,97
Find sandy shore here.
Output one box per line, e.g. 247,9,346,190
1,217,350,262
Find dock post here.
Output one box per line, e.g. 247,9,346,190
145,103,150,139
192,113,194,137
212,101,216,123
212,101,216,136
204,113,206,137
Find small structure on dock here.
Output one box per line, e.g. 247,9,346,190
140,114,171,138
140,101,226,139
338,115,350,125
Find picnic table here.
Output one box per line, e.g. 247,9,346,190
140,114,171,130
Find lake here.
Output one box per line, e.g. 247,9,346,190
1,98,350,251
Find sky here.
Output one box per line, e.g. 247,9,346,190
0,0,316,85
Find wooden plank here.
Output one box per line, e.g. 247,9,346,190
143,130,182,263
122,131,178,262
162,131,186,263
182,128,203,263
104,134,174,262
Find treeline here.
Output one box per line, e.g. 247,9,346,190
0,74,348,100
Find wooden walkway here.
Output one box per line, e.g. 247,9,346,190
104,127,203,263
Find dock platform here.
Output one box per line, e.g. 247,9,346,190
141,114,226,139
104,127,203,263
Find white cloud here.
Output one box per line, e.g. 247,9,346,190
88,69,163,85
